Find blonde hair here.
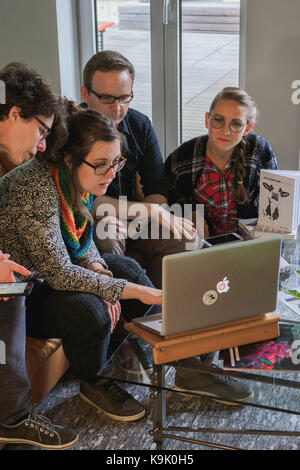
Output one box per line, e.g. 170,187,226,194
209,87,257,205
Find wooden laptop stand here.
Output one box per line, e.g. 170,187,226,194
126,312,280,365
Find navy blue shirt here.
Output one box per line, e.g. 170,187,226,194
106,108,169,201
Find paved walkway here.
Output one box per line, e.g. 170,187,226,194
104,28,239,142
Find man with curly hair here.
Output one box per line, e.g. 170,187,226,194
0,62,78,450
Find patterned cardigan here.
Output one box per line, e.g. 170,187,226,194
0,157,127,304
164,133,278,219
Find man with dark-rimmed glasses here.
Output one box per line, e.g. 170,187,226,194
81,50,196,289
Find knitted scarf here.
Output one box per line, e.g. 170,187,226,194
51,160,93,264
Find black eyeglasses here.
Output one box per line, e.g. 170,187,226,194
209,114,247,133
83,155,126,175
87,87,134,105
34,116,51,139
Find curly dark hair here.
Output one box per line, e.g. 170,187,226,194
0,62,68,161
0,62,59,120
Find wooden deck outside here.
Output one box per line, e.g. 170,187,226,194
103,27,239,143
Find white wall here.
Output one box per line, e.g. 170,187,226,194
0,0,60,92
241,0,300,170
56,0,81,101
0,0,81,101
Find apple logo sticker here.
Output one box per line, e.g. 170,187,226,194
216,277,230,294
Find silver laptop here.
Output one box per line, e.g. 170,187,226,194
133,235,281,336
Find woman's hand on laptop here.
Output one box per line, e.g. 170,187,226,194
121,282,162,305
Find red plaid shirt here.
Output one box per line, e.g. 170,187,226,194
194,155,237,235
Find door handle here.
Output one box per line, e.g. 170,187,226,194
163,0,171,25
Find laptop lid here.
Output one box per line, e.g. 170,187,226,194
160,235,281,336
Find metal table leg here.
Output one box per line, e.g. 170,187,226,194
150,364,166,450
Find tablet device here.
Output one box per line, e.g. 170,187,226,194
203,232,242,247
0,282,33,297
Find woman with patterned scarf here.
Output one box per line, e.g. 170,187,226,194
0,106,162,423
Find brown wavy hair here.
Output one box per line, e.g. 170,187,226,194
209,87,257,205
57,106,126,221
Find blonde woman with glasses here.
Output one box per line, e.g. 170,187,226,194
162,87,278,402
165,87,278,238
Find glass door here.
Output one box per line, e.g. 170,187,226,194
94,0,152,119
181,0,241,142
92,0,241,157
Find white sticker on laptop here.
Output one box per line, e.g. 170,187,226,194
202,290,218,305
216,277,230,294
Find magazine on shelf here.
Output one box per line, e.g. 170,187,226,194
220,322,300,372
278,289,300,316
253,169,300,240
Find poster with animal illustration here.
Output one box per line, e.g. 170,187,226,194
255,170,300,238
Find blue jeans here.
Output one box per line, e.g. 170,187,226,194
0,297,32,424
0,254,159,424
25,254,160,381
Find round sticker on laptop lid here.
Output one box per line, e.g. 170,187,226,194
202,290,218,305
216,277,230,294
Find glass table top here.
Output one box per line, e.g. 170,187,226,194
98,238,300,415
